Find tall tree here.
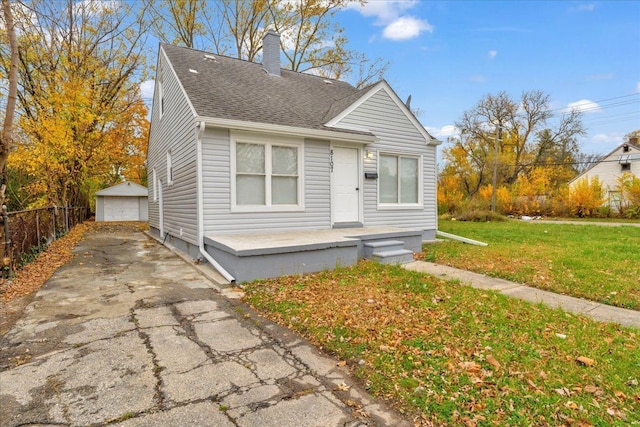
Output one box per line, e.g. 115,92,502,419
442,91,585,198
147,0,208,49
0,0,19,210
0,0,150,208
148,0,387,87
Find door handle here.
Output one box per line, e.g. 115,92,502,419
355,187,359,191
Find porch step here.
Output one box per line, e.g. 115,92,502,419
363,240,414,265
370,249,415,265
363,240,406,258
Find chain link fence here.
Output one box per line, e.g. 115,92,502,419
1,206,89,277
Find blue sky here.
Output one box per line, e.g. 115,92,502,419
337,0,640,155
139,1,640,156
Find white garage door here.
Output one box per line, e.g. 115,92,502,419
104,197,140,221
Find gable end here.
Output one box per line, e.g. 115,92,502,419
325,81,441,146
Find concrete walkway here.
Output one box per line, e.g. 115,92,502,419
524,219,640,227
0,226,409,427
404,261,640,328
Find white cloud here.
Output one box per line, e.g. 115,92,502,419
140,80,155,100
488,50,497,59
383,16,433,40
592,133,621,144
566,99,601,113
348,0,432,41
347,0,417,23
636,82,640,93
427,125,459,139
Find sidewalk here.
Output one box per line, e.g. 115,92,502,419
523,219,640,227
404,261,640,329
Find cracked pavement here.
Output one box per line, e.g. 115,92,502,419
0,225,409,427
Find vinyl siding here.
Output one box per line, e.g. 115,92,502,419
146,49,198,244
570,145,640,192
335,88,437,231
201,130,331,234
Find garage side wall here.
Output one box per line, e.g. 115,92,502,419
96,196,104,222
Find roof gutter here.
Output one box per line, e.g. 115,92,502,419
195,116,377,144
196,121,235,283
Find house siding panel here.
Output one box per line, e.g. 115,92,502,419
147,49,198,244
336,89,437,232
202,130,331,234
570,145,640,192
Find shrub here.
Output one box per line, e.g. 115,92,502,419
454,209,508,222
616,172,640,217
568,176,605,217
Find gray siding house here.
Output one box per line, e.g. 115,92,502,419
147,31,441,283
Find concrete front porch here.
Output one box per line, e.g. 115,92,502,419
204,227,425,283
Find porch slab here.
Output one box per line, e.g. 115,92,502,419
205,226,423,255
204,227,424,283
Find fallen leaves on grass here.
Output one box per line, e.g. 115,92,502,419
576,356,596,367
244,261,640,426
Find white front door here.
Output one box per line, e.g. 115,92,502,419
331,146,360,224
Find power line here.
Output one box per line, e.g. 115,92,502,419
548,93,640,114
497,156,639,168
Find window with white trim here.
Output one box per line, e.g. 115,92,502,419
166,150,173,186
233,136,302,210
379,153,420,205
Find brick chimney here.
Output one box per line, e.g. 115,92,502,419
262,29,281,77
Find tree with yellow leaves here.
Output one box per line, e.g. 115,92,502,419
1,0,149,209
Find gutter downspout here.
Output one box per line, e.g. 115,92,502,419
196,121,235,282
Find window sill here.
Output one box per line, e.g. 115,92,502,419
377,204,424,211
231,205,305,213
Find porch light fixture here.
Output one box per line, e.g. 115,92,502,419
365,150,374,159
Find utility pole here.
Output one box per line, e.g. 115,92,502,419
490,126,502,213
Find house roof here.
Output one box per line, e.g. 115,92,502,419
569,140,640,184
161,44,380,138
96,181,148,197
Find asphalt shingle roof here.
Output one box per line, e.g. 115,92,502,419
161,44,373,136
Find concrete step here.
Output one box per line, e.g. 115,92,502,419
363,240,406,258
370,249,414,265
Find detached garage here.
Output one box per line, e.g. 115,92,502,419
96,181,148,222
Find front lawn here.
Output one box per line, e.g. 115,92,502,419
244,262,639,426
422,220,640,310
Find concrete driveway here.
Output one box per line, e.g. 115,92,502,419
0,225,408,427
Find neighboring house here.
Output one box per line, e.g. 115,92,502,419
569,137,640,209
95,181,148,222
146,30,441,282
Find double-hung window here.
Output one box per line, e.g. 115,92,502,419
379,153,421,206
233,134,302,211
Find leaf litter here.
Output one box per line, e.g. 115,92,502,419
244,261,640,426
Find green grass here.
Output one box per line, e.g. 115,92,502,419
244,261,639,426
423,220,640,310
